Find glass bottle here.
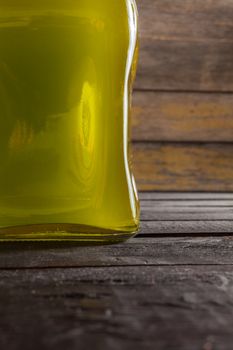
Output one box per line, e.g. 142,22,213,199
0,0,140,242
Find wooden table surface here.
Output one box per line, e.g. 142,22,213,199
1,192,233,350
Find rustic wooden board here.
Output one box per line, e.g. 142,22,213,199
141,200,233,206
0,236,233,269
136,0,233,91
141,208,233,221
131,0,233,190
140,199,233,220
1,266,233,350
139,192,233,200
141,200,233,222
132,143,233,191
139,194,233,232
141,221,233,235
132,91,233,142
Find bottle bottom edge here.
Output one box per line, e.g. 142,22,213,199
0,223,139,244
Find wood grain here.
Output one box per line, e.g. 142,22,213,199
140,199,233,220
132,91,233,142
131,0,233,190
141,208,233,221
141,199,233,207
141,221,233,235
1,236,233,269
140,204,233,220
1,266,233,350
139,194,233,223
139,192,233,200
132,143,233,191
136,0,233,91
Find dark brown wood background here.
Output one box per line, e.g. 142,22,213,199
132,0,233,191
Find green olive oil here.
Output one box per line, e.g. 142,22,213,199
0,0,139,242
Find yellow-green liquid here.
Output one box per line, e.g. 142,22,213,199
0,0,139,242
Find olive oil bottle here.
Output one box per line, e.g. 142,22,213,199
0,0,140,242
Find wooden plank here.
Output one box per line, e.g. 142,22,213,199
1,237,233,269
142,206,233,213
141,201,233,221
139,196,233,222
141,209,233,221
0,266,233,349
132,143,233,191
136,0,233,91
141,200,233,207
139,192,233,200
132,91,233,142
140,221,233,235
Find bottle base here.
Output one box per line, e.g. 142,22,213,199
0,223,138,244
